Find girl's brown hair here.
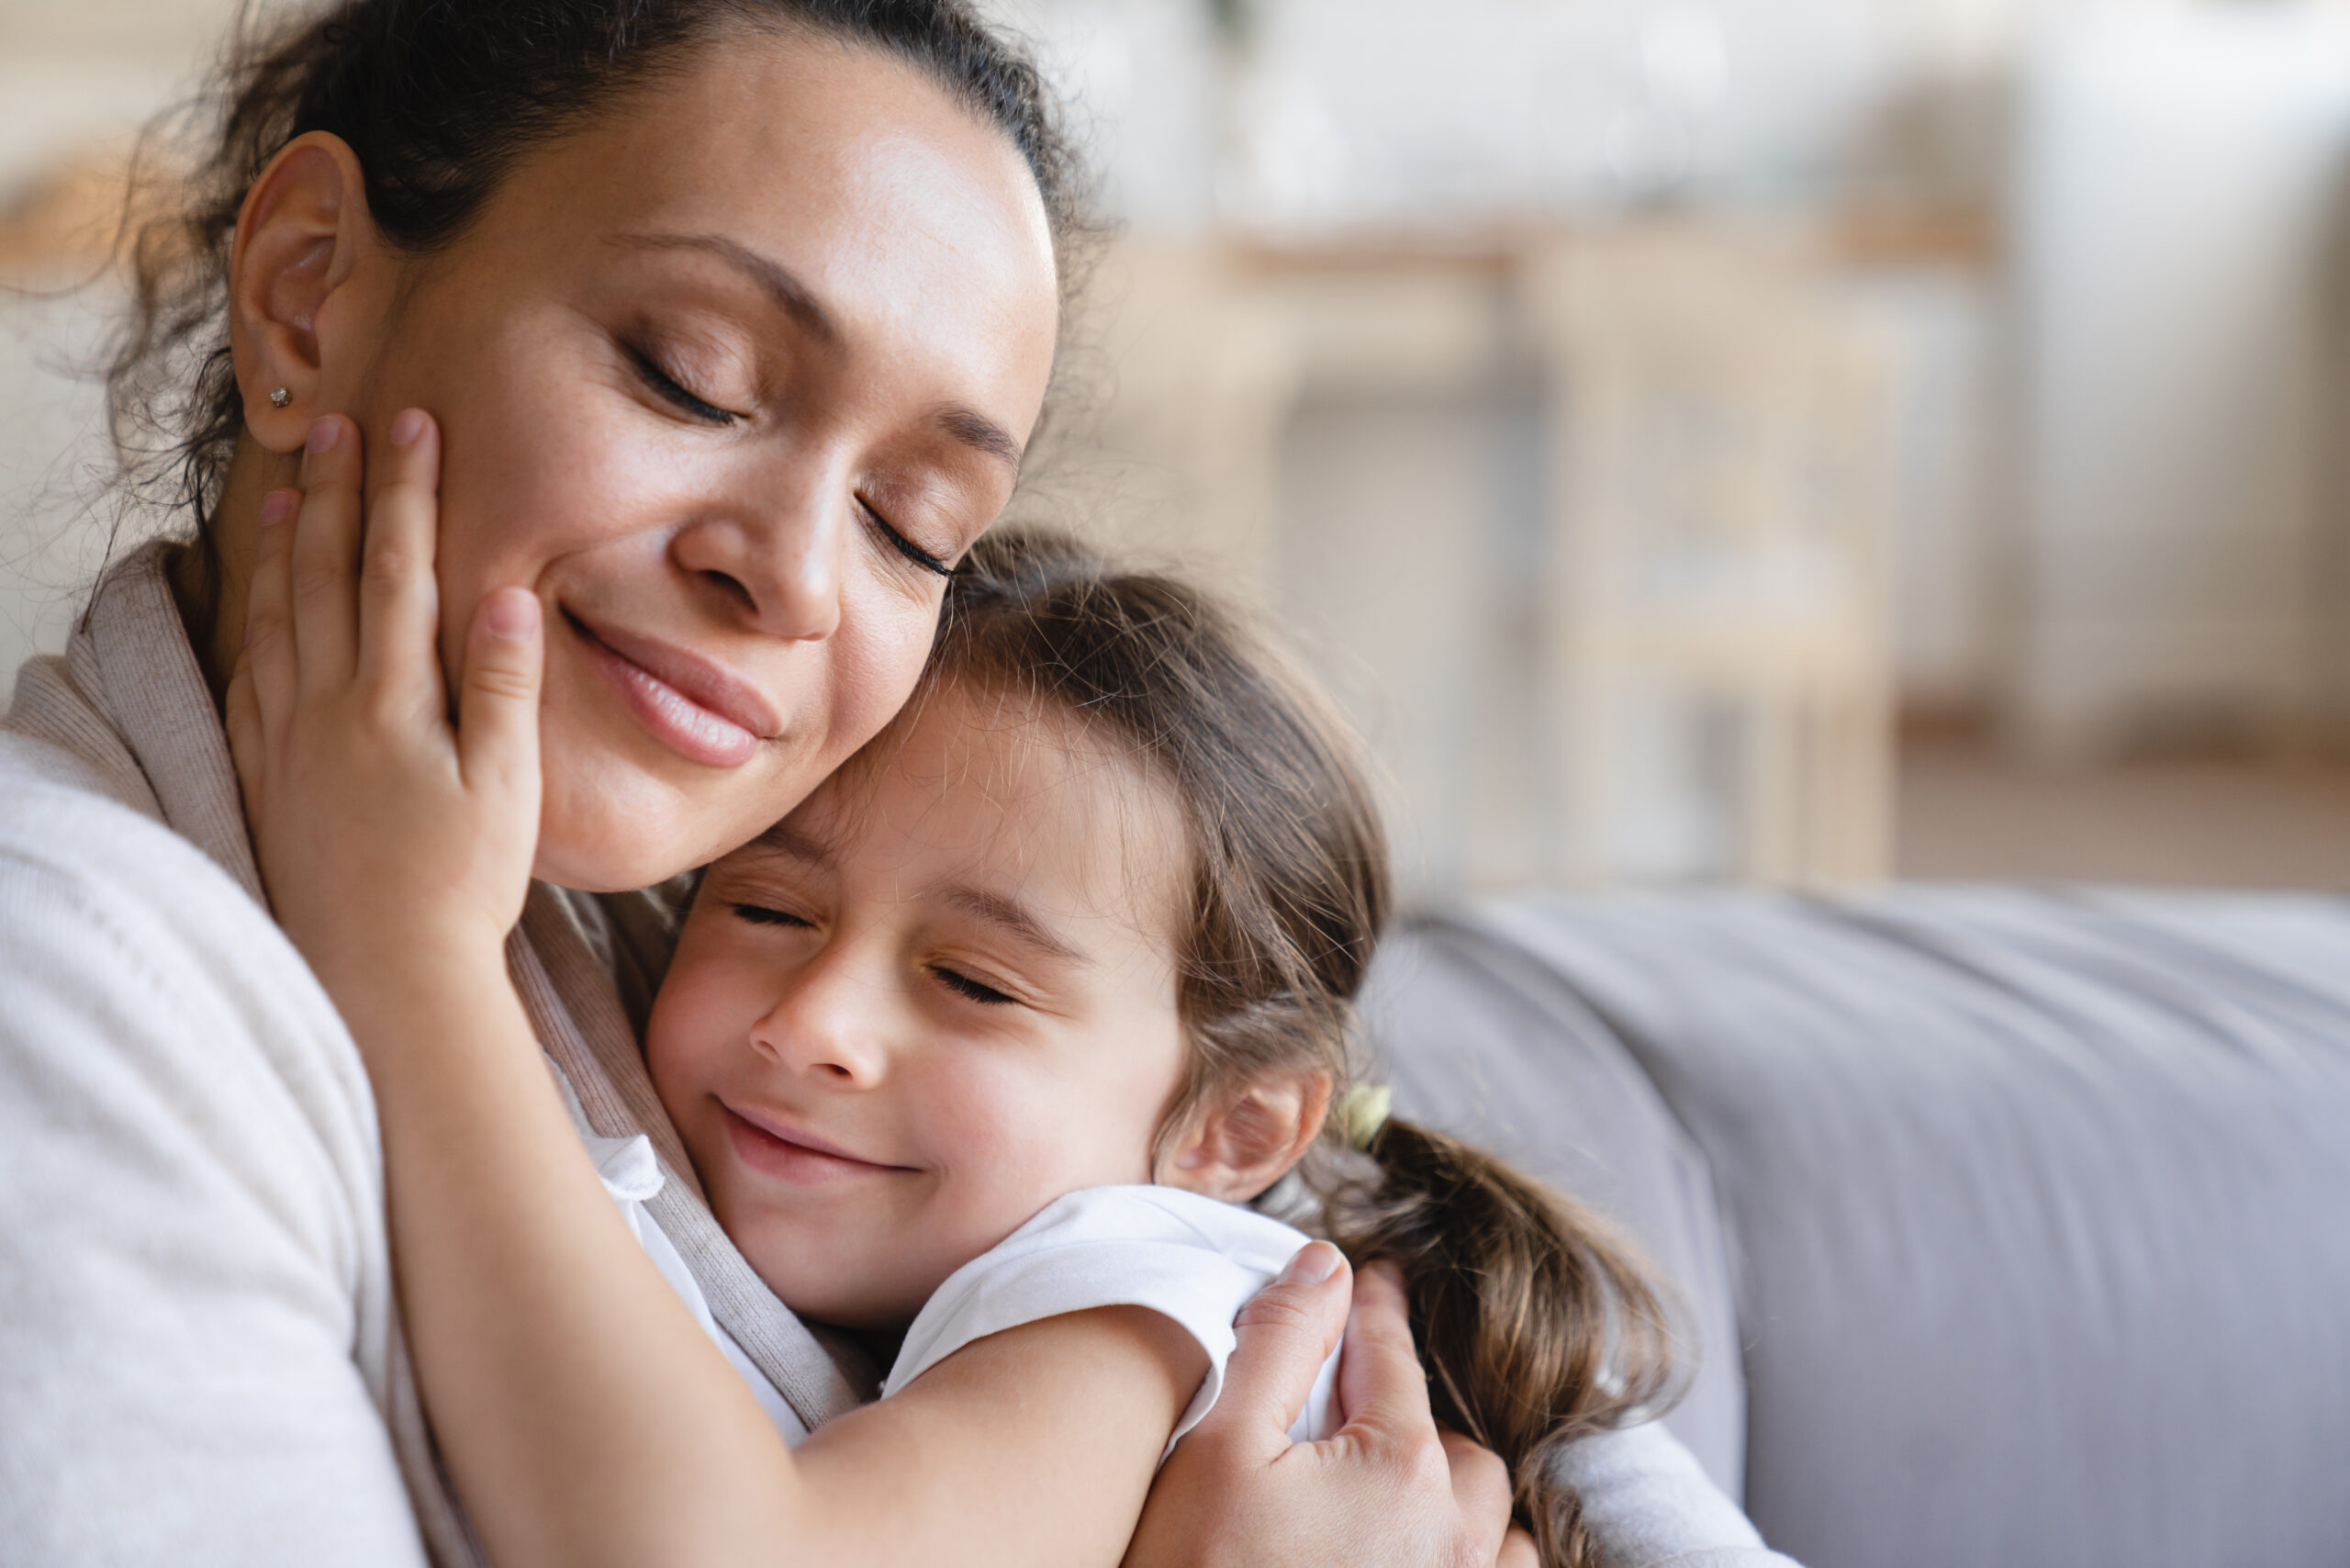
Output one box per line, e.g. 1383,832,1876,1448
931,528,1684,1566
107,0,1100,629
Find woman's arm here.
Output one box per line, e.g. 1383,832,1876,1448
232,412,1203,1568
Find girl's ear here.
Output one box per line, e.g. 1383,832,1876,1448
225,130,383,453
1156,1070,1333,1203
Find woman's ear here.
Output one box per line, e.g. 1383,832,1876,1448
225,131,381,453
1157,1070,1333,1203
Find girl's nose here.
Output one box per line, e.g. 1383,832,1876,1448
746,961,887,1088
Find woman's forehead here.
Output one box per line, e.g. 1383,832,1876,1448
487,34,1057,357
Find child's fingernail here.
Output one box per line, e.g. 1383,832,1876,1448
390,408,426,447
307,417,339,454
258,490,293,528
487,592,538,641
1279,1241,1344,1286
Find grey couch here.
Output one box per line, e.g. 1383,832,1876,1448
1369,888,2350,1568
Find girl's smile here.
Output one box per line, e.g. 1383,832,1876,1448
721,1101,919,1185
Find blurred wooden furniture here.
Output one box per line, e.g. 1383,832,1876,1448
1523,226,1897,885
1069,245,1303,603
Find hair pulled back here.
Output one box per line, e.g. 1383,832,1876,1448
111,0,1097,613
930,529,1684,1567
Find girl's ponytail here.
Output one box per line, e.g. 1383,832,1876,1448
1315,1117,1684,1567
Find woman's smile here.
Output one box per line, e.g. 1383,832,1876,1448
565,609,780,769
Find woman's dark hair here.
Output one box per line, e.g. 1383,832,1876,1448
925,528,1684,1567
110,0,1099,624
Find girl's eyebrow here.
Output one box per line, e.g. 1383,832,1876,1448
939,885,1088,966
747,820,835,867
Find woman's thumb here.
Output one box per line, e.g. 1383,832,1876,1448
457,588,543,794
1188,1241,1350,1461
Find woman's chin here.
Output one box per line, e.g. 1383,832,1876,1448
530,782,709,893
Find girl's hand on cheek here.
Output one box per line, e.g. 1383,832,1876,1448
226,409,544,1004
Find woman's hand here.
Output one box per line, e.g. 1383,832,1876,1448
1126,1249,1539,1568
226,409,545,996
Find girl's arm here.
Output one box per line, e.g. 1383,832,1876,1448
230,412,1200,1568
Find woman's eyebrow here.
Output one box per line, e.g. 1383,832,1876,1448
936,406,1024,476
612,230,838,344
941,885,1087,965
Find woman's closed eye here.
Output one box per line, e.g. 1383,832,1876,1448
858,496,956,579
625,342,741,426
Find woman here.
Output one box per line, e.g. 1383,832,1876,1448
0,3,1789,1564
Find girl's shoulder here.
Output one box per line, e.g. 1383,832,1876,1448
882,1184,1330,1429
990,1183,1312,1276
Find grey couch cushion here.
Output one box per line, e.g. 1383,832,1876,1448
1395,888,2350,1568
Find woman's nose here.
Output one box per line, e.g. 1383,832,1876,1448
747,964,887,1088
669,485,846,643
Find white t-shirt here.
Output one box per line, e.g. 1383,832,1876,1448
885,1185,1343,1456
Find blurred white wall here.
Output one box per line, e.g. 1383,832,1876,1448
995,0,2037,234
2013,2,2350,756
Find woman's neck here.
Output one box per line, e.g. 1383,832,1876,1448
170,433,299,710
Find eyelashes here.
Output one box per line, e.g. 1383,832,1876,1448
625,340,957,580
730,902,811,927
626,342,737,426
859,498,956,578
929,966,1015,1006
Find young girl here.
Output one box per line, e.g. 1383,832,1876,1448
231,515,1678,1566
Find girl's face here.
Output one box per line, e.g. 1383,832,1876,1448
645,685,1195,1330
315,35,1058,891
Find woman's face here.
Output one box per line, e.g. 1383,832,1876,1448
319,35,1058,890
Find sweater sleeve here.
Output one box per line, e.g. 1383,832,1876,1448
0,772,438,1567
1560,1419,1807,1568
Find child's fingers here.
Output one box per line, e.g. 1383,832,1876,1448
456,588,544,808
241,487,301,743
356,409,444,709
289,414,364,697
1186,1241,1352,1467
223,644,266,827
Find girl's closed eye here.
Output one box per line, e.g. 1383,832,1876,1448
929,963,1017,1006
730,902,813,929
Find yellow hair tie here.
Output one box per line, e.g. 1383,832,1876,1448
1338,1083,1393,1150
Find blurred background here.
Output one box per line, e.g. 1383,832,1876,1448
10,0,2350,896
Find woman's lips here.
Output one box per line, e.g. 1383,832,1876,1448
722,1103,906,1187
564,610,779,770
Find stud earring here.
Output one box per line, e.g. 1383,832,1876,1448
267,386,291,409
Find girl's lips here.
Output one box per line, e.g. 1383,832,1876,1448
722,1104,905,1187
565,611,767,769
